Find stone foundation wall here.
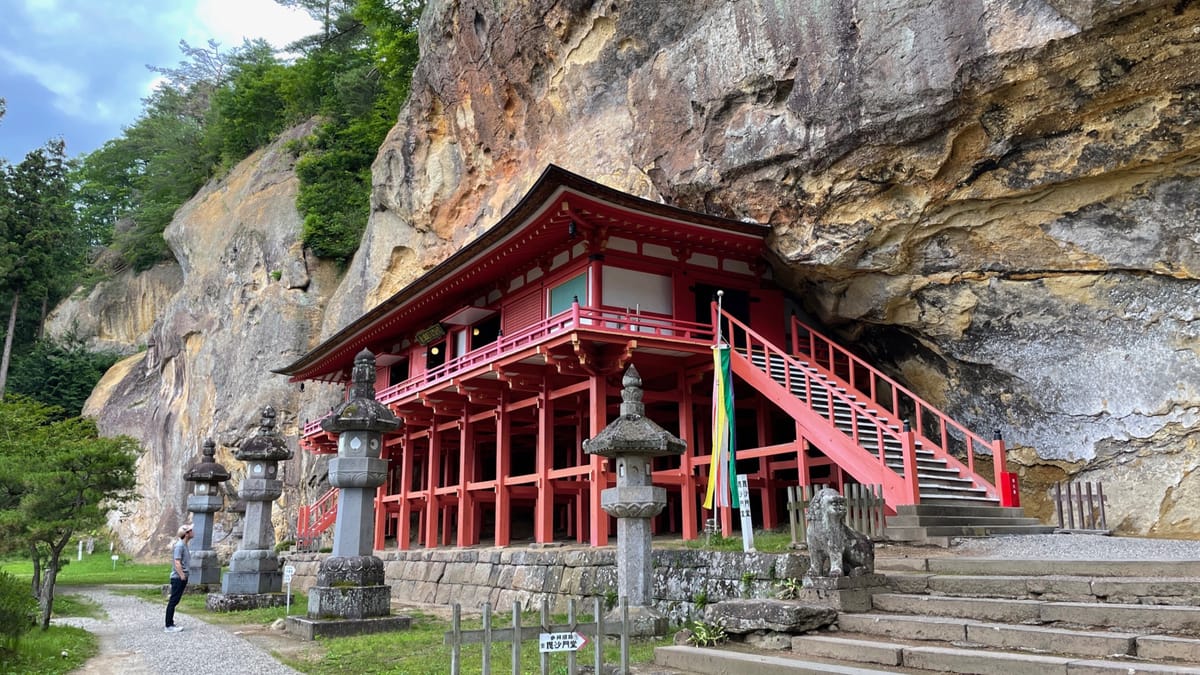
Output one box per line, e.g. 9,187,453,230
282,547,807,625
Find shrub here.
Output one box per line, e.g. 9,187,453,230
0,571,36,652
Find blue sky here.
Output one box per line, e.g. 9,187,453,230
0,0,319,165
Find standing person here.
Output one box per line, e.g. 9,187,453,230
165,524,193,632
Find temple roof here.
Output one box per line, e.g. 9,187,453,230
275,164,769,382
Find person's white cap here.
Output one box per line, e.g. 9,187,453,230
177,525,193,537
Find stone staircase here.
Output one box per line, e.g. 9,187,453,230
655,556,1200,674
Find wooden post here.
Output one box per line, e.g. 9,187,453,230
901,421,921,504
678,370,698,540
496,406,511,547
993,429,1007,498
458,419,476,547
589,375,609,547
535,392,554,543
398,431,414,550
425,429,442,548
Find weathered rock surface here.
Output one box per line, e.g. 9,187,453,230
62,122,341,557
345,0,1198,535
56,0,1200,544
706,599,837,634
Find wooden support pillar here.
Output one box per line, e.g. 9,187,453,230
575,420,586,543
495,406,511,547
795,429,812,487
398,433,414,550
457,419,477,547
425,429,442,548
754,400,776,530
535,392,554,543
678,370,698,540
373,483,387,551
588,375,609,547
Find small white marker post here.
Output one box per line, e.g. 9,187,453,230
78,540,83,562
282,565,296,615
737,474,756,553
110,554,119,571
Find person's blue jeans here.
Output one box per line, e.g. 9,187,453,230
165,577,188,627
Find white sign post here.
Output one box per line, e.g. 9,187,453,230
538,631,588,653
736,474,755,552
282,565,296,615
110,554,119,571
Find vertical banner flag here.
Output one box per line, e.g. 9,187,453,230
703,344,739,510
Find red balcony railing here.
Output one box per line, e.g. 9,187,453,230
302,303,714,438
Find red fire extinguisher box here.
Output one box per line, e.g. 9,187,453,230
1000,471,1021,507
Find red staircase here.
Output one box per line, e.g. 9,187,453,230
296,487,338,551
717,309,1050,543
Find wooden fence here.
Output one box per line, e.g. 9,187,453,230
786,483,886,547
1051,480,1109,533
444,597,632,675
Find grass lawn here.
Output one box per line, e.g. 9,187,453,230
1,550,167,586
0,592,105,674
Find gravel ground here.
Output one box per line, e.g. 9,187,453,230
948,533,1200,560
53,588,301,675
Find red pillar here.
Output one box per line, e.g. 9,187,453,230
398,433,414,550
457,419,477,547
900,421,921,505
678,370,698,540
425,429,442,548
588,375,609,547
535,392,555,543
495,407,511,547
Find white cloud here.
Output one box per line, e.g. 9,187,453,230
192,0,321,50
0,47,88,116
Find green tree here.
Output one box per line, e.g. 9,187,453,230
0,397,140,629
7,334,120,417
0,141,83,400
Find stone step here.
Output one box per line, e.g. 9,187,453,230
882,572,1200,602
654,645,903,675
922,558,1200,578
837,612,1142,657
885,515,1046,529
790,636,1200,675
893,504,1027,517
871,592,1200,634
884,525,1055,540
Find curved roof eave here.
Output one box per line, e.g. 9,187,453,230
274,164,770,381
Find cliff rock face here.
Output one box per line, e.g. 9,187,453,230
64,0,1200,548
62,122,340,557
338,0,1199,535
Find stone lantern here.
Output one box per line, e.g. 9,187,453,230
584,365,685,636
183,438,230,585
221,406,294,596
289,349,409,640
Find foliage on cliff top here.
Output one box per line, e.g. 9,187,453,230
73,0,423,271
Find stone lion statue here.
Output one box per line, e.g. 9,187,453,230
805,487,875,578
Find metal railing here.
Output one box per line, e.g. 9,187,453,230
445,597,633,675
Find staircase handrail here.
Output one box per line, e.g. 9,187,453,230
790,316,1002,496
713,305,922,506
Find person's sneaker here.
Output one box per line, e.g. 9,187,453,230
164,626,183,633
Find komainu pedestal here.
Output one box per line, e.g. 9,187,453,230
797,487,884,612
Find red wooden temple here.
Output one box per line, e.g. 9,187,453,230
279,165,1008,551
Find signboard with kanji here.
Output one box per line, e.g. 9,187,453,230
538,631,588,652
